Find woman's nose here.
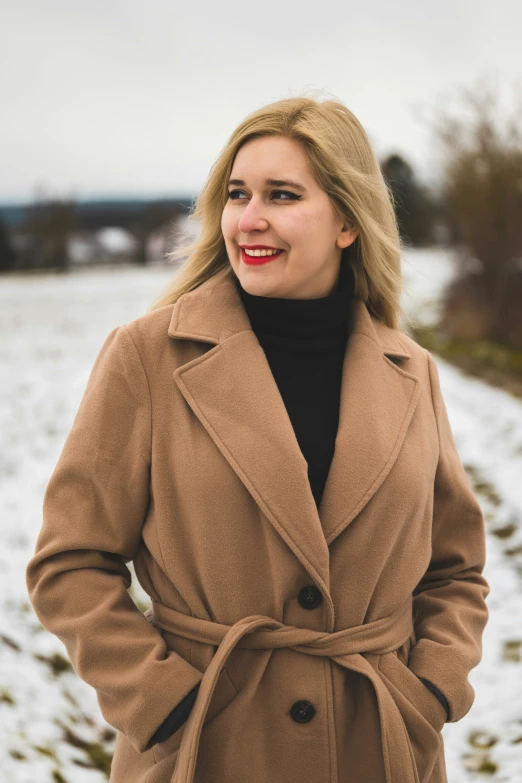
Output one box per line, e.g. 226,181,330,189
237,200,269,233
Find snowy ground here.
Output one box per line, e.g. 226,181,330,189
0,249,521,782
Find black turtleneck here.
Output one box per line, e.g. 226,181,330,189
234,259,355,510
147,259,450,747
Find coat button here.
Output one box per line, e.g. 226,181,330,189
298,585,323,610
290,700,316,723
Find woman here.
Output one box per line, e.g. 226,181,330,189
26,96,490,783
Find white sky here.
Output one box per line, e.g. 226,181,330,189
1,0,521,203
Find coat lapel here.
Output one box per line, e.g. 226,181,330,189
168,266,421,591
317,313,421,545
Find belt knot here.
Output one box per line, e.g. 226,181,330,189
144,598,420,783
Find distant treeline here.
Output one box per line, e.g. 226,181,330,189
0,198,193,271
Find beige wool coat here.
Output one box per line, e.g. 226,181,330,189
26,265,490,783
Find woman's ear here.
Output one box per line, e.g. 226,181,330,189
338,223,359,249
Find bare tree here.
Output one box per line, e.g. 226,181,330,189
21,198,78,271
0,216,15,272
421,76,522,347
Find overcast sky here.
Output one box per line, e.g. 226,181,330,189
2,0,521,204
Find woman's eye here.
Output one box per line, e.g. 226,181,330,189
227,190,301,201
272,190,301,200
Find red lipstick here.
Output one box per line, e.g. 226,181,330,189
240,247,285,265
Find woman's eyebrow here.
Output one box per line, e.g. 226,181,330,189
228,178,307,193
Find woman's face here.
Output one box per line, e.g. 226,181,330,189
221,135,358,299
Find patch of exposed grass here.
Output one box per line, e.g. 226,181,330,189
0,688,15,705
502,640,522,663
463,732,500,775
32,743,58,761
8,749,27,761
478,758,499,773
71,742,112,776
62,688,80,709
469,730,498,749
491,523,517,539
55,720,114,778
463,465,503,508
0,633,21,652
33,651,73,677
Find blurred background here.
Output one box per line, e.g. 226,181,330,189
1,1,522,781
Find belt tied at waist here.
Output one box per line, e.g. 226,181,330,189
147,598,419,783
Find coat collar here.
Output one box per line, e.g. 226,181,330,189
168,265,420,596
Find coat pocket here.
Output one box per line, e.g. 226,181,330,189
383,650,447,734
151,667,238,765
378,647,446,783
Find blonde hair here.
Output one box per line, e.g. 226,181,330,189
149,94,405,330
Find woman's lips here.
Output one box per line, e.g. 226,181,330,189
241,248,285,265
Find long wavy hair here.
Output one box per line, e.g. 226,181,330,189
149,94,406,330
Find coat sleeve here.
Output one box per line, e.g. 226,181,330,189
25,325,203,754
407,349,490,723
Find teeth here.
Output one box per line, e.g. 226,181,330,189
243,248,282,257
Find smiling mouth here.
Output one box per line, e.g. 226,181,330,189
242,247,284,256
240,248,285,265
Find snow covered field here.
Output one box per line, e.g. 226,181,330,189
1,249,520,781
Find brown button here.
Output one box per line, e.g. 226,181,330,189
290,700,316,723
298,585,323,610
